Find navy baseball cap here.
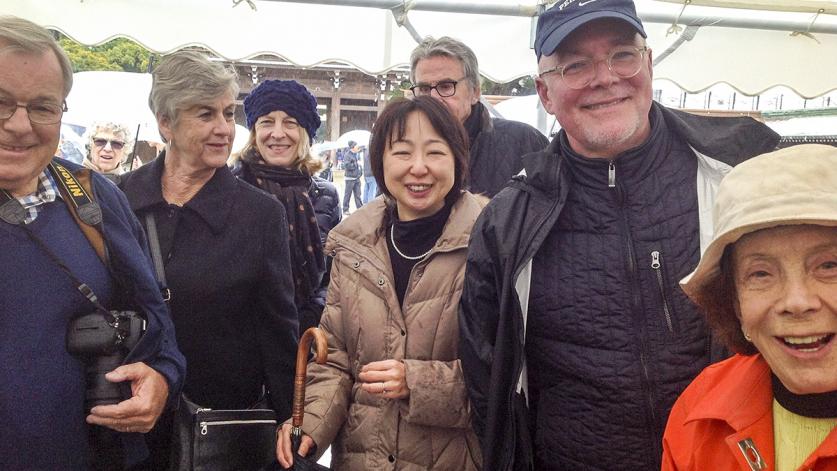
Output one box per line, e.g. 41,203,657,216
535,0,647,60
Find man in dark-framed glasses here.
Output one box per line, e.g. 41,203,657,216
0,15,184,471
409,36,549,197
459,1,782,469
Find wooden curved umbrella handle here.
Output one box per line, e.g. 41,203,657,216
292,327,328,428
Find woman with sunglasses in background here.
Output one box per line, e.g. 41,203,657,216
83,122,131,183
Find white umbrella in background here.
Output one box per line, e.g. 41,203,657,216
311,141,339,156
336,130,371,148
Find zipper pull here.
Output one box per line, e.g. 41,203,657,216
651,251,661,269
200,422,208,435
608,162,616,188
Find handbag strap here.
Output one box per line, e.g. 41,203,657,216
143,212,171,302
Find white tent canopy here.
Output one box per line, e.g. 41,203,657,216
7,0,837,98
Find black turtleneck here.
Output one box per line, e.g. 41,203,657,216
386,199,454,306
773,374,837,419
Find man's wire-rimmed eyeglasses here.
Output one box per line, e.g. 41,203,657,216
539,46,649,90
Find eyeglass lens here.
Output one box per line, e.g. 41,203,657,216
93,138,125,151
411,81,457,98
0,98,65,124
560,47,645,89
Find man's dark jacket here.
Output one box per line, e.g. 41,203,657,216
458,104,781,470
465,102,549,197
0,158,185,469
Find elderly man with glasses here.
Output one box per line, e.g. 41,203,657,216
409,36,548,197
458,1,782,470
0,15,184,471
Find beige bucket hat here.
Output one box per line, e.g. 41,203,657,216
680,144,837,299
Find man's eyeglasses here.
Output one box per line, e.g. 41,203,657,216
409,78,465,98
539,46,649,90
0,97,67,125
93,138,126,151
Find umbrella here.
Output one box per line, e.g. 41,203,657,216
335,130,371,149
311,141,339,156
262,327,330,471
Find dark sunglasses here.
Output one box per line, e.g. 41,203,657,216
93,138,125,151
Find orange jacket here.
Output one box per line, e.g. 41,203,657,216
662,354,837,471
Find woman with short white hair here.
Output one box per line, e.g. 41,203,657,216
83,121,132,181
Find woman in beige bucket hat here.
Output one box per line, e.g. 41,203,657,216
662,144,837,471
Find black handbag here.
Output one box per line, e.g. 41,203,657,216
170,393,278,471
143,213,279,471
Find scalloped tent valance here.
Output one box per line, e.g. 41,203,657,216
6,0,837,98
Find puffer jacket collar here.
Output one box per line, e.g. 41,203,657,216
325,192,482,265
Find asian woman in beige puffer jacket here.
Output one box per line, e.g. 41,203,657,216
276,96,484,470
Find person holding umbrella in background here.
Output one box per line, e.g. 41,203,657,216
341,139,363,214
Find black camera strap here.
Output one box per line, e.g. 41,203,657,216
0,163,112,319
19,223,113,318
0,161,107,263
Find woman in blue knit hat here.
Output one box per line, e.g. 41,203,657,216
234,79,341,333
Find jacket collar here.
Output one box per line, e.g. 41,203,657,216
326,192,485,262
685,354,773,431
520,102,780,194
123,152,238,235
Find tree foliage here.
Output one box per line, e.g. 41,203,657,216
57,34,156,73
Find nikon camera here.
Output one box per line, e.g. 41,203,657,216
66,311,146,412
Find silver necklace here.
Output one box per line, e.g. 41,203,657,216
390,224,433,261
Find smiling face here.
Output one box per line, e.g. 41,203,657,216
160,92,236,171
383,110,455,221
535,19,653,159
734,224,837,394
412,55,479,124
254,109,300,168
0,46,64,196
89,130,126,173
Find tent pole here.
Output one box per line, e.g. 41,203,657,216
261,0,837,34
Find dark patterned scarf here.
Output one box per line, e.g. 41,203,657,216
240,153,325,309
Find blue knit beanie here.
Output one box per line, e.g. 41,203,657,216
244,79,321,143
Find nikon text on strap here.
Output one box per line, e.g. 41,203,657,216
47,162,107,264
0,161,108,264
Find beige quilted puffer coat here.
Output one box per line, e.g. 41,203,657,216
298,192,485,470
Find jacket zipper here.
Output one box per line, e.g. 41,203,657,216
650,250,675,333
610,162,659,459
199,419,277,436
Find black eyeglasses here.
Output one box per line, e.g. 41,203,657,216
409,78,466,98
93,138,126,151
539,46,649,90
0,97,67,125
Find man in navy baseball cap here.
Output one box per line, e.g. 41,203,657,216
459,1,782,470
534,0,646,60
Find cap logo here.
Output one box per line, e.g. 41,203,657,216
557,0,577,11
557,0,598,10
